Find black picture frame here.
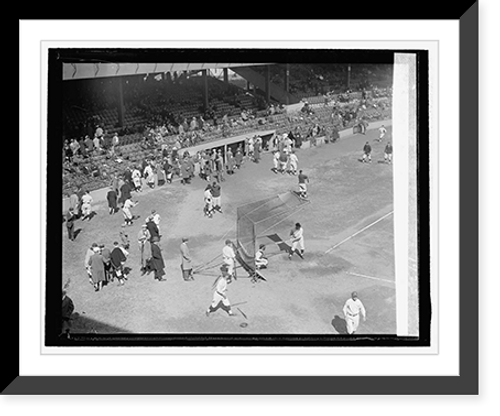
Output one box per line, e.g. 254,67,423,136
9,6,478,394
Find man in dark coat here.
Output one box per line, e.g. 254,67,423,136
119,180,132,205
106,186,118,215
110,241,128,286
146,216,160,241
150,236,166,281
123,167,134,190
61,290,74,339
65,207,76,241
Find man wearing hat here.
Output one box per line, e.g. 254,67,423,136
205,265,235,317
146,214,160,241
180,237,194,281
150,236,166,282
343,291,367,334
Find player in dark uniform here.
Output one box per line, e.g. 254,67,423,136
362,141,372,163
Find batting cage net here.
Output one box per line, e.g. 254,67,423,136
236,191,310,273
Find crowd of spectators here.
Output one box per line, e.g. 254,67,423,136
62,65,393,196
62,89,391,197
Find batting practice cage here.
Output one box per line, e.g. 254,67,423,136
236,190,310,280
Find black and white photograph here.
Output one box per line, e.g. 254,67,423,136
46,46,430,348
13,10,489,401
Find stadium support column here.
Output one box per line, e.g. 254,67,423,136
265,65,271,104
202,69,209,112
223,68,229,83
284,64,290,105
117,77,125,127
347,64,351,90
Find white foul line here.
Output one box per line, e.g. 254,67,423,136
347,272,395,285
324,210,394,254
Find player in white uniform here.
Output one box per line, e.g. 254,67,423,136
288,223,305,260
222,239,237,281
377,125,387,142
203,185,213,218
205,265,234,317
80,191,93,221
288,151,299,175
343,291,367,334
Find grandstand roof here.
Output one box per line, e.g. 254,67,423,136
63,63,270,81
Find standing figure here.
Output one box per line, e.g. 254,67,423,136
362,141,372,163
100,244,112,284
61,290,74,339
122,198,138,227
205,265,235,317
151,210,161,236
226,148,235,174
211,182,222,214
203,184,214,218
137,224,152,275
377,125,387,142
215,151,225,183
119,180,132,205
278,151,288,174
298,170,309,199
288,150,299,175
80,191,93,221
65,207,76,241
180,237,194,281
123,167,134,190
69,189,80,218
150,236,166,282
235,146,243,169
253,138,261,163
144,163,155,188
146,215,160,242
132,166,142,192
343,291,367,334
89,246,105,292
106,186,118,215
272,150,280,174
202,160,212,182
180,157,192,185
84,243,97,286
164,158,173,184
384,141,393,164
222,239,237,282
110,241,128,286
288,222,305,260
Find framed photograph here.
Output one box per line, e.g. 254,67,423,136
10,9,477,395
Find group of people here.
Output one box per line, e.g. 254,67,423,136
64,128,120,163
84,241,131,291
360,125,393,164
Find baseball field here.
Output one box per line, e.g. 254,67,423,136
62,125,396,335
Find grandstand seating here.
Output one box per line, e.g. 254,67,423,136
62,65,393,194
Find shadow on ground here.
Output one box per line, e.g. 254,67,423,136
331,315,348,334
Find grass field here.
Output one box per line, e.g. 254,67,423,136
62,126,396,335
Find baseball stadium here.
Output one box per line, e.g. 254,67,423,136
54,53,419,341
